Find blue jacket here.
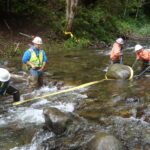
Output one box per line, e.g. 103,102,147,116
22,46,48,64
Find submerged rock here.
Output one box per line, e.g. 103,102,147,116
86,133,124,150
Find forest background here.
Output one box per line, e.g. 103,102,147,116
0,0,150,56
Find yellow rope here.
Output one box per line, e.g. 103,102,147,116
12,79,107,106
127,66,134,80
64,31,78,42
12,67,134,106
64,31,74,39
104,66,134,80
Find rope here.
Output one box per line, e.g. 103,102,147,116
12,67,134,106
12,79,108,106
64,31,74,39
64,31,78,42
105,66,134,81
127,66,134,80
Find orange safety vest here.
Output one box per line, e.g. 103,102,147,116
110,42,122,60
136,49,150,62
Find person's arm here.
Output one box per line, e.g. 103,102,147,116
26,61,36,69
38,62,46,72
38,51,47,72
136,53,140,60
141,50,149,60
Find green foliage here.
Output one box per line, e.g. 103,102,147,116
0,0,150,53
64,38,90,50
73,0,150,42
5,48,22,56
131,23,150,37
115,20,132,37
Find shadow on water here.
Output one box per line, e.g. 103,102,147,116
0,39,150,149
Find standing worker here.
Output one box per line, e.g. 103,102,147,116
134,44,150,70
22,36,48,92
0,68,20,102
110,38,124,64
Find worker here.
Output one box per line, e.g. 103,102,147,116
135,44,150,70
0,68,20,102
110,38,124,64
22,36,48,91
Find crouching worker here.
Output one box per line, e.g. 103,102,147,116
22,37,48,92
135,44,150,71
0,68,20,102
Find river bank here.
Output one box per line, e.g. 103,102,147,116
0,22,150,58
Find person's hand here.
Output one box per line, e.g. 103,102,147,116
31,64,36,70
38,67,44,72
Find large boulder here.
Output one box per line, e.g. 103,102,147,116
86,133,124,150
106,64,134,80
43,107,72,135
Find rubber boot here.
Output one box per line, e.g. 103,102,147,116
13,90,20,102
6,86,20,102
38,74,43,88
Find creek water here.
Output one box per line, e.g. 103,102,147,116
0,39,150,150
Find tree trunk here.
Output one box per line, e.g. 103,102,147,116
123,0,128,17
65,0,78,32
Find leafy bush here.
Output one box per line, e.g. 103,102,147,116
64,38,90,50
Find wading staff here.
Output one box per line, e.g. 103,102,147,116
132,59,138,68
120,48,123,64
120,55,123,64
133,66,150,79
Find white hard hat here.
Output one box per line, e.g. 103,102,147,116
135,44,143,52
116,38,124,44
0,68,11,82
32,37,42,44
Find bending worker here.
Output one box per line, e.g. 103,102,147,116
135,44,150,70
0,68,20,102
110,38,124,64
22,36,48,91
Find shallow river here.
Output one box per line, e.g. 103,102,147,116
0,39,150,150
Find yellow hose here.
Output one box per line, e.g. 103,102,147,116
12,67,134,106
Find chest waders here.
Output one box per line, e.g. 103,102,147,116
25,49,44,91
0,82,20,102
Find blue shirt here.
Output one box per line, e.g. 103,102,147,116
22,46,48,64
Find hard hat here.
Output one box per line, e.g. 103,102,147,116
32,37,42,44
0,68,11,82
135,44,143,52
116,38,124,44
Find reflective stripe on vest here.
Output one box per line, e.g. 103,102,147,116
28,48,43,68
0,82,8,95
0,83,4,88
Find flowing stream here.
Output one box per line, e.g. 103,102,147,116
0,39,150,150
